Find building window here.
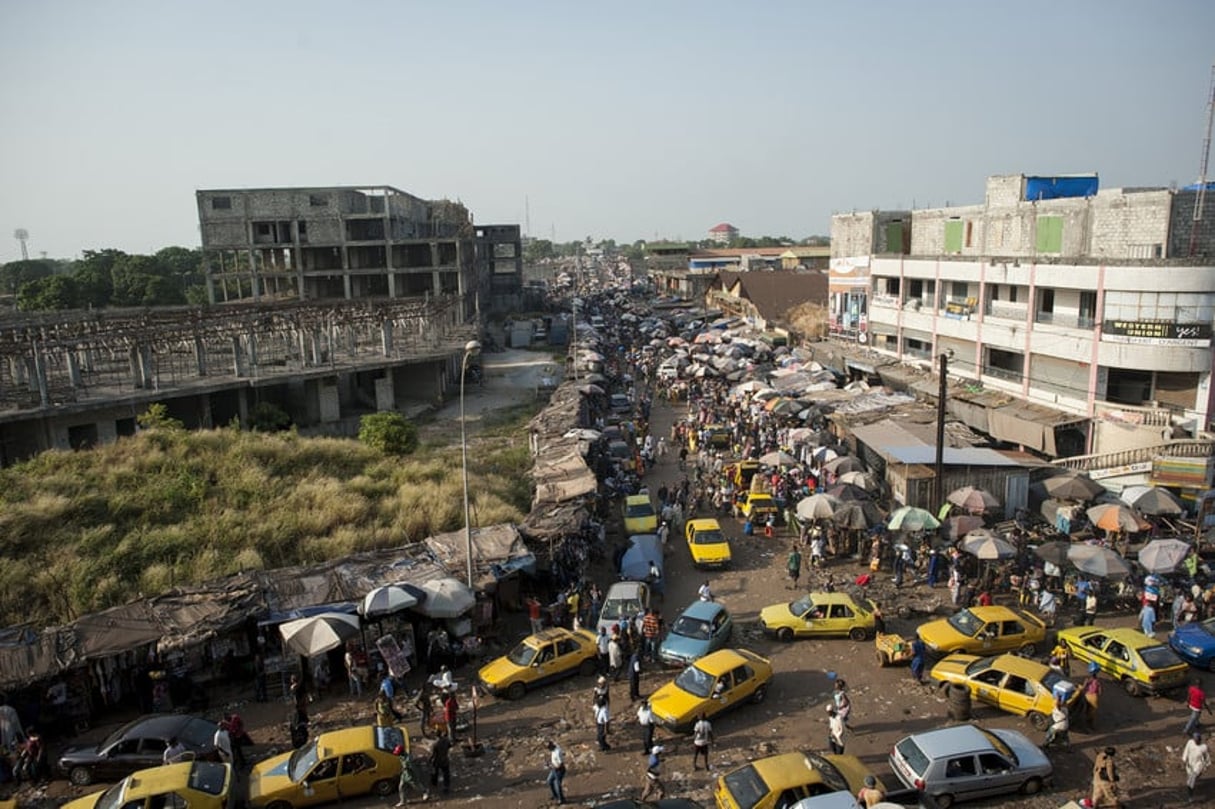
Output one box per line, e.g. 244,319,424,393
944,219,963,254
309,194,328,207
1036,288,1055,323
951,281,968,301
1008,286,1017,304
985,348,1024,381
1035,215,1063,253
211,196,231,210
1079,290,1097,328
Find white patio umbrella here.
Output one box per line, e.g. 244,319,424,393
279,612,361,657
796,494,841,521
1137,538,1193,573
759,450,799,467
416,577,476,619
961,531,1017,560
360,585,420,618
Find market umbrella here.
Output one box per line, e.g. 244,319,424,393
1033,541,1073,567
1086,503,1151,534
771,399,803,416
360,585,420,618
962,531,1017,560
563,428,602,441
823,456,865,475
887,506,941,532
279,612,361,657
812,446,839,464
1040,473,1105,502
1067,544,1132,578
833,501,884,530
836,471,875,490
416,577,476,619
788,427,816,443
1136,538,1193,573
1125,487,1185,516
940,515,986,541
576,384,605,396
734,380,766,394
947,486,1001,513
825,483,872,502
759,450,799,467
796,494,841,521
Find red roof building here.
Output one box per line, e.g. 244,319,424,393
707,222,739,244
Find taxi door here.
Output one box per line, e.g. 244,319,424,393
301,757,341,807
996,674,1034,716
978,622,1000,652
337,752,380,799
530,641,561,686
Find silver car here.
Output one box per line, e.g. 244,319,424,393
889,724,1052,807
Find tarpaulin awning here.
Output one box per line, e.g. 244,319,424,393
425,524,536,587
987,403,1087,455
532,450,597,505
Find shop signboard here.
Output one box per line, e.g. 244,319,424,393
1103,321,1211,347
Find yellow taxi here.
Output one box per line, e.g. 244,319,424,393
478,627,599,700
759,592,877,642
686,518,733,568
740,492,779,523
916,606,1047,657
248,725,409,809
648,648,773,733
623,494,658,535
63,761,232,809
928,653,1081,730
714,751,881,809
1057,625,1190,697
727,460,761,488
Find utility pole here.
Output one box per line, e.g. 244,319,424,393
933,350,951,510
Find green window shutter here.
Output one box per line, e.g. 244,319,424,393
1036,216,1063,253
886,223,904,254
944,220,963,253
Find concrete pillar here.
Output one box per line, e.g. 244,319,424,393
199,394,214,429
236,388,249,427
32,349,48,406
298,330,310,367
374,372,395,411
381,320,394,355
432,271,442,295
194,336,208,376
67,352,82,388
232,336,246,377
141,345,154,390
387,271,397,299
246,333,259,372
11,357,27,387
318,378,341,422
311,330,324,365
344,272,352,300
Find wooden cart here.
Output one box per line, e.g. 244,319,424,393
875,632,914,667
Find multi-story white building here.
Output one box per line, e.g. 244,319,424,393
831,174,1215,464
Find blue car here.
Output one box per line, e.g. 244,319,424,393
658,601,733,667
1169,617,1215,670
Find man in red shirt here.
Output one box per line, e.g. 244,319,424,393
1185,678,1212,737
641,609,661,664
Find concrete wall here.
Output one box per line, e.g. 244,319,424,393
1168,189,1215,258
1088,189,1172,259
830,212,875,258
985,175,1024,207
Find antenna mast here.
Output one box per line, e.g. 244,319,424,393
1188,62,1215,257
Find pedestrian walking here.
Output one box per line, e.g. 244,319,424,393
1042,700,1070,750
442,688,459,741
698,580,713,602
596,627,611,674
826,705,846,754
910,636,927,684
345,642,364,697
786,547,802,590
429,735,452,795
1140,600,1157,637
545,741,566,805
375,693,395,727
640,745,665,802
1091,746,1120,807
691,713,713,770
608,632,623,681
392,745,428,806
593,675,611,708
642,609,661,663
1184,732,1211,803
1084,590,1099,626
595,696,611,751
833,679,852,726
1081,664,1102,732
629,650,643,702
637,700,655,755
213,722,233,765
1185,678,1212,737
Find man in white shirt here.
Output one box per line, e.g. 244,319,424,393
691,714,713,770
636,700,655,754
594,697,611,751
545,741,566,805
213,724,233,764
698,581,713,602
163,737,188,765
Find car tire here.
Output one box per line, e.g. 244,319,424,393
373,778,396,797
507,681,527,700
876,651,889,667
750,685,768,704
68,766,93,787
1027,710,1049,731
1021,777,1043,795
1018,642,1038,657
579,659,597,677
849,627,868,641
1122,677,1142,698
936,794,955,808
777,627,794,643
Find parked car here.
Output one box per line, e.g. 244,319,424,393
928,653,1080,729
889,724,1052,807
916,606,1046,657
714,752,880,809
759,592,877,642
609,392,632,413
63,761,232,809
478,627,600,700
659,601,734,667
1169,616,1215,670
58,714,220,786
739,492,780,524
247,725,410,809
1058,625,1189,696
623,494,658,535
685,518,732,568
597,581,651,635
648,648,772,733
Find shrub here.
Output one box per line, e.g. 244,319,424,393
358,412,419,456
251,402,293,432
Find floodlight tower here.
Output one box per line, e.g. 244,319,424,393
13,229,29,260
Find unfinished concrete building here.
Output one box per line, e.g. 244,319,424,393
475,224,524,311
196,186,478,316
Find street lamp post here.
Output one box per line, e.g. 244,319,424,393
460,339,481,589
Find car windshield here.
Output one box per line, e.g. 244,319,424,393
188,761,229,795
507,642,539,667
601,598,641,621
722,765,768,809
803,752,848,791
626,502,654,518
979,728,1018,764
947,609,983,637
100,718,143,750
674,663,715,698
1141,644,1184,669
692,529,725,545
671,616,712,641
790,596,815,617
93,780,128,809
374,726,406,754
964,657,995,677
288,739,320,783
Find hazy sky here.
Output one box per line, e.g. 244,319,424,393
1,0,1213,262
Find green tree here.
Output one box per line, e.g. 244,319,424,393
111,254,185,306
17,275,79,310
0,259,55,295
72,249,124,307
136,403,184,431
524,239,555,263
358,412,419,455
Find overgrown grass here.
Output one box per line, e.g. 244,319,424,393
0,414,535,628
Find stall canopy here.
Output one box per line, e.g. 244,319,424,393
425,524,536,588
